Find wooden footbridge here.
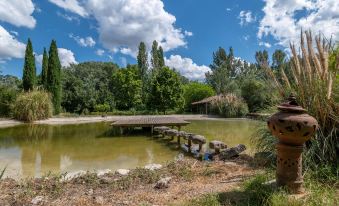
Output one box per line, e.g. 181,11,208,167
111,116,190,134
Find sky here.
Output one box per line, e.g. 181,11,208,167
0,0,338,80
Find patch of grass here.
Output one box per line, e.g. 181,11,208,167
166,161,194,181
201,165,220,177
183,193,221,206
114,168,161,190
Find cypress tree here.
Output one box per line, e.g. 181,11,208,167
22,38,36,91
137,42,148,78
151,40,159,69
158,46,165,68
47,40,62,114
41,48,49,89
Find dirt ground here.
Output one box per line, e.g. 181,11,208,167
0,156,259,206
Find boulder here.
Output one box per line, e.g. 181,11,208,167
191,135,206,144
182,132,194,140
219,144,246,160
97,169,111,177
144,163,162,171
154,177,172,189
154,126,170,133
165,129,179,137
115,169,130,176
209,140,227,150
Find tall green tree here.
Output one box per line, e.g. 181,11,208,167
272,49,286,70
41,48,49,89
255,50,269,67
147,67,184,114
22,38,36,91
112,65,142,110
151,40,159,69
137,42,148,79
158,46,165,68
47,40,62,114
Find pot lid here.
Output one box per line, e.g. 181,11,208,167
277,94,306,113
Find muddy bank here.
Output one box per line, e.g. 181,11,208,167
0,114,244,128
0,156,259,206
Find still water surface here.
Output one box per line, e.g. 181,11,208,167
0,119,259,179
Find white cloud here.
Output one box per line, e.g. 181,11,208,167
86,0,187,57
258,0,339,47
58,48,78,67
95,49,104,56
57,11,80,23
238,10,255,26
49,0,88,17
0,0,36,28
184,31,193,37
10,31,19,36
226,8,232,12
243,35,250,41
69,33,96,47
35,54,43,66
165,55,211,81
0,25,26,62
259,41,272,48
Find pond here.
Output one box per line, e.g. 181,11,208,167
0,119,259,179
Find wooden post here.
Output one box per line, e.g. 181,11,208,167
120,127,123,135
188,139,192,153
177,136,181,145
205,102,208,115
151,125,154,135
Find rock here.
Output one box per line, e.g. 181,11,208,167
61,170,86,181
94,196,104,204
164,129,179,137
209,140,227,150
182,132,194,140
219,144,246,160
31,196,44,205
144,163,162,171
191,135,206,144
97,169,111,177
115,169,130,176
154,177,172,189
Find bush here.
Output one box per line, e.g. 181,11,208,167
0,86,17,117
94,103,110,113
13,91,52,122
183,82,215,111
210,93,248,117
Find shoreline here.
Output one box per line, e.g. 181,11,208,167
0,115,256,128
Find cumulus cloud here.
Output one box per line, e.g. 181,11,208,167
165,55,211,81
35,54,43,66
57,11,80,23
58,48,78,67
259,41,272,48
258,0,339,47
0,26,26,62
69,33,96,47
0,0,36,28
95,49,105,56
238,10,255,26
49,0,88,17
184,31,193,36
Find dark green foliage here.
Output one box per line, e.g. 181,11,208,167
241,75,279,112
41,48,49,89
112,65,142,110
13,91,52,122
272,49,286,70
151,40,159,69
255,50,269,67
47,40,62,114
94,103,110,113
147,67,184,114
183,82,215,111
62,62,118,113
158,46,165,68
0,86,17,117
137,42,148,78
22,38,36,91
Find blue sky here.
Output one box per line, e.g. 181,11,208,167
0,0,338,80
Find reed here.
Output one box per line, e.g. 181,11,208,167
261,31,338,167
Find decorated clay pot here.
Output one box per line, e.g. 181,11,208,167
267,96,318,146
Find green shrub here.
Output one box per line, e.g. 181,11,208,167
0,86,17,117
210,93,248,117
94,103,110,113
13,90,52,122
183,82,215,111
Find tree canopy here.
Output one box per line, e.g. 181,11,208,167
22,38,36,91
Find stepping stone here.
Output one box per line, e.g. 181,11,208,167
209,140,227,154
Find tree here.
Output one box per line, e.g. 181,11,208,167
158,46,165,68
22,38,36,91
272,49,286,70
183,82,215,111
137,42,148,79
147,67,184,114
62,62,118,113
112,65,142,110
41,48,49,89
255,50,269,67
47,40,62,114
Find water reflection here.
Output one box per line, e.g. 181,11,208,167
0,120,259,179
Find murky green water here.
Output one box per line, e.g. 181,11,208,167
0,119,259,179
